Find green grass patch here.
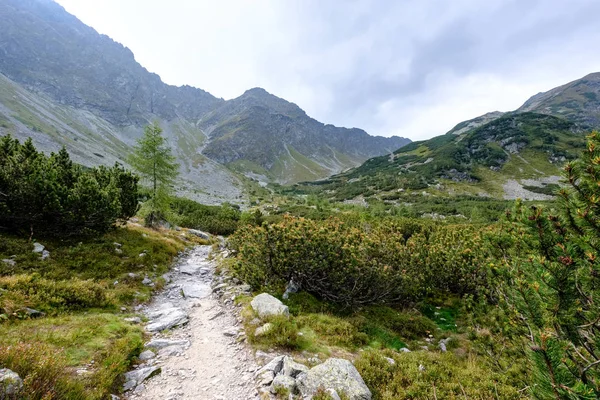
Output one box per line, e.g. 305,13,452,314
0,313,143,399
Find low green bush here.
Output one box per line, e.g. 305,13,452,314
229,216,491,308
170,197,241,235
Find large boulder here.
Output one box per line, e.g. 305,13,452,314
251,293,289,319
0,368,23,396
296,358,372,400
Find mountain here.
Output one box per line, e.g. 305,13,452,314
296,73,600,202
200,88,409,184
0,0,409,202
518,72,600,129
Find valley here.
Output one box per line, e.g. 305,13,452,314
2,0,600,399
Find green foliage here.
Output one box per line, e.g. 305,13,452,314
0,274,110,315
129,123,179,227
0,135,139,237
354,349,525,399
0,314,143,399
170,197,241,235
229,216,491,308
488,132,600,398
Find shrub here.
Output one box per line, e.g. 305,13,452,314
229,216,490,308
170,197,240,235
0,135,138,237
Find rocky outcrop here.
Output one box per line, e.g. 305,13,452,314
257,356,370,399
251,293,289,319
296,358,372,400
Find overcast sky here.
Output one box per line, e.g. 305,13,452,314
55,0,600,141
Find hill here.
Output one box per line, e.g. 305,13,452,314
0,0,409,201
291,72,600,202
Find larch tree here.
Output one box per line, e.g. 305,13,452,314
129,123,179,227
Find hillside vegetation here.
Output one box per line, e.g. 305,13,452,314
286,113,585,202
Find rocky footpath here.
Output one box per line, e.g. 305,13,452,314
119,242,373,400
122,244,260,400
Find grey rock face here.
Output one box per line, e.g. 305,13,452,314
146,308,188,332
282,356,309,378
1,259,16,267
123,366,161,391
188,229,210,240
0,368,23,395
282,279,301,300
270,374,297,394
251,293,289,319
181,283,211,299
296,358,372,400
144,338,191,350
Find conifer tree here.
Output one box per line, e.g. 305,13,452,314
498,132,600,399
129,123,179,227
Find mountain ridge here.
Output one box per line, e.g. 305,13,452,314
0,0,409,197
294,71,600,202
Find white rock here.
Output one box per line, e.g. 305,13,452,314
254,323,273,337
32,242,44,253
250,293,289,319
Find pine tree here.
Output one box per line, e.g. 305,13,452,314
497,132,600,399
128,123,179,227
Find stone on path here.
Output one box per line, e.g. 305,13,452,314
146,307,188,332
123,366,161,391
181,283,211,299
145,338,191,349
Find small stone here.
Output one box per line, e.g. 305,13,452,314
0,368,23,395
1,259,16,267
139,253,147,258
41,250,50,260
125,317,142,324
142,277,153,286
138,350,156,361
384,357,396,366
32,242,44,253
254,323,273,337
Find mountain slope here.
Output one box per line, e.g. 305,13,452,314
294,72,600,202
200,88,409,184
0,0,409,194
518,72,600,129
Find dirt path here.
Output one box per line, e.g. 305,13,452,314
126,245,260,400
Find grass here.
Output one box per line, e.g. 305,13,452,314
354,349,527,399
0,223,206,398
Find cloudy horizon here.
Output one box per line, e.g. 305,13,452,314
54,0,600,141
